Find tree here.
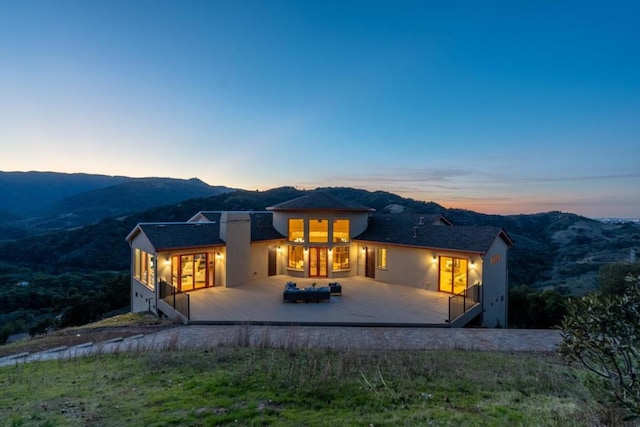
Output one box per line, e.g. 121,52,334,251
559,275,640,419
508,285,567,328
598,262,640,296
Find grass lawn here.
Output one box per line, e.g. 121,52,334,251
0,345,606,426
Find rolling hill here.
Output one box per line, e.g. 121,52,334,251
0,171,235,235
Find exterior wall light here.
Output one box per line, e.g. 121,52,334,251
216,252,223,260
432,255,438,263
470,260,475,268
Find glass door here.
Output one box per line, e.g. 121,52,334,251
309,247,328,277
439,256,468,294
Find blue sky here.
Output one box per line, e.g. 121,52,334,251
1,1,638,217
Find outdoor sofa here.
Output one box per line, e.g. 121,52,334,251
283,281,330,303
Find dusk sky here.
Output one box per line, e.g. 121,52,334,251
1,1,638,218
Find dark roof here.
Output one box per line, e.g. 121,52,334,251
354,214,512,253
416,214,453,226
135,222,224,250
250,212,285,241
194,211,222,222
267,191,373,212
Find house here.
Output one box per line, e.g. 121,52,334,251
126,191,513,327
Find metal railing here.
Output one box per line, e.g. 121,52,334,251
159,280,190,320
448,283,481,324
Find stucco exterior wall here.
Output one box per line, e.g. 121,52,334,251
371,244,431,288
360,243,483,291
131,281,156,314
249,242,269,281
220,212,252,287
480,238,510,328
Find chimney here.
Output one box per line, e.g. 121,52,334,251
413,227,418,238
419,217,424,225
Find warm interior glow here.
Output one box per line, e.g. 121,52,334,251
309,219,328,243
288,218,304,242
439,256,468,294
332,219,350,242
332,246,349,270
288,245,304,270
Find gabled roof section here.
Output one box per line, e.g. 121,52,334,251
188,211,222,223
267,191,374,212
354,213,512,254
127,222,224,251
250,212,285,241
417,214,453,226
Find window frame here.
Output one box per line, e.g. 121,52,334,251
376,248,387,269
309,218,329,243
288,245,305,270
332,219,350,243
288,218,305,242
332,246,350,271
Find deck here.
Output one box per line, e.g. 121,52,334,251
179,275,480,327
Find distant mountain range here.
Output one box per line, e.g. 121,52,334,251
0,172,639,296
0,171,235,232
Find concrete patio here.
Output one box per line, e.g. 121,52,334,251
183,275,479,327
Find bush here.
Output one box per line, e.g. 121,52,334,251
598,262,640,296
508,285,568,328
559,275,640,419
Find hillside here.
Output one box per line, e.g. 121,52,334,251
0,171,235,236
0,171,131,216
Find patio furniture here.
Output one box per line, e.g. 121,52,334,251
328,282,342,295
283,282,330,303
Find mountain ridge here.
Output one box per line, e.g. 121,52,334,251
0,171,236,230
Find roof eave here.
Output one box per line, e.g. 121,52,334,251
154,243,226,252
351,238,486,255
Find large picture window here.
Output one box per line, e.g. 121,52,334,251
288,219,304,242
333,219,350,242
172,253,209,292
288,246,304,270
377,248,387,269
309,219,328,243
332,247,350,270
134,248,155,290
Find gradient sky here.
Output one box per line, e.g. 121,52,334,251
1,1,639,218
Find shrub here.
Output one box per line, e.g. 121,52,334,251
559,275,640,419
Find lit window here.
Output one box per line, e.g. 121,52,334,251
172,253,210,292
288,219,304,242
148,254,155,287
180,255,194,292
134,248,141,279
333,219,350,242
332,247,350,270
134,248,154,290
288,246,304,270
439,256,468,294
377,248,387,269
309,219,328,243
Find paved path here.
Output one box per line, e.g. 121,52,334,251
0,326,562,368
